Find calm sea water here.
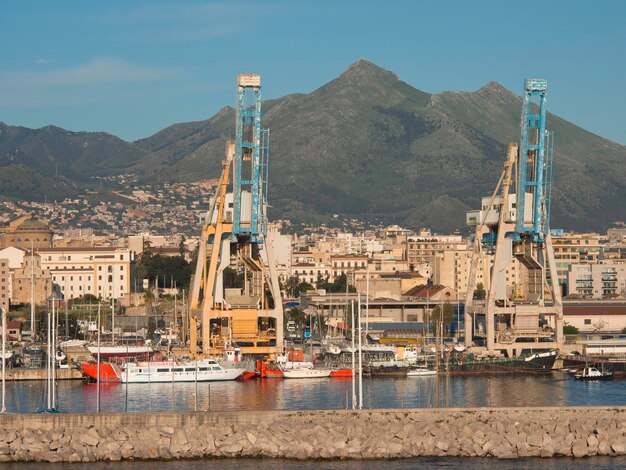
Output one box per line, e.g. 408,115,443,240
4,371,626,413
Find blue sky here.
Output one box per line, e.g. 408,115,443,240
1,0,625,144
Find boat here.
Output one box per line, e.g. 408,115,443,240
282,368,331,379
119,359,246,383
87,344,153,360
22,344,45,368
437,349,558,376
255,359,283,378
79,361,120,383
407,367,436,377
574,366,613,381
363,363,409,377
328,368,353,378
563,354,626,378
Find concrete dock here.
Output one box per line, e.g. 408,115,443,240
6,368,83,381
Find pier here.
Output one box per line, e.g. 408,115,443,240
6,368,82,381
0,406,625,462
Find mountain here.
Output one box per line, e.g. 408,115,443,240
0,122,146,181
1,60,625,232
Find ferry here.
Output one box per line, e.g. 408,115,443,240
119,359,246,383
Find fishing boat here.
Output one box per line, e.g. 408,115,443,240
120,359,246,383
282,367,331,379
574,366,613,381
437,349,558,376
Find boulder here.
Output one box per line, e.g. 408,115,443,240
571,439,588,458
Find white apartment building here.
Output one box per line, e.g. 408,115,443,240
38,247,132,300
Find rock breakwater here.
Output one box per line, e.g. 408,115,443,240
0,407,625,462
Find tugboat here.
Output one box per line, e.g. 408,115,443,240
574,366,613,381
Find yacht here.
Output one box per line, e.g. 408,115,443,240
119,359,246,383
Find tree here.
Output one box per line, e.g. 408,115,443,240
329,274,356,293
295,281,314,297
431,302,454,335
473,282,486,300
564,324,580,335
147,317,156,339
286,307,307,327
284,275,300,298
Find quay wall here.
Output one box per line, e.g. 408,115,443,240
0,407,625,462
6,368,82,381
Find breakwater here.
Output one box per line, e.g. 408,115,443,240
0,407,625,462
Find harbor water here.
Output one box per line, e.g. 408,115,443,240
3,371,625,413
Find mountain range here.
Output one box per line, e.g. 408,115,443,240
1,59,624,233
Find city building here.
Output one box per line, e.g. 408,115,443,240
0,258,8,312
0,214,53,250
567,262,626,299
12,253,53,305
552,232,604,295
38,247,132,300
563,301,626,333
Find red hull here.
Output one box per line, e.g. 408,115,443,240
329,369,353,378
80,362,120,383
255,360,284,378
238,371,256,380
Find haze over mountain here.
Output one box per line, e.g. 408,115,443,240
1,60,624,233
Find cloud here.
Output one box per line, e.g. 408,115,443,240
0,57,179,107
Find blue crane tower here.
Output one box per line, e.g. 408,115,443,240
515,79,554,241
233,74,270,242
463,79,562,356
190,74,283,357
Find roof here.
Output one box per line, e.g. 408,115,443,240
564,305,626,316
16,217,50,230
403,284,447,297
39,247,129,252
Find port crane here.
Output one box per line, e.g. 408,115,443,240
189,74,283,356
464,79,563,356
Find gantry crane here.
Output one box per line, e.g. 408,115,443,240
189,74,283,356
464,79,563,356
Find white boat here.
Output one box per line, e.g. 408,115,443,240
87,344,153,359
282,368,331,379
453,344,466,353
574,366,613,381
119,359,246,383
407,367,436,377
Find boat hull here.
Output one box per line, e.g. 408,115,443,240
329,369,353,378
363,365,409,377
120,365,246,383
439,350,558,376
79,362,121,383
283,369,331,379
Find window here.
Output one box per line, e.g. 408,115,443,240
108,275,113,283
120,255,124,260
98,276,102,281
108,266,113,273
584,319,591,325
120,275,124,281
99,266,102,272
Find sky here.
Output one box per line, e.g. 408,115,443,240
1,0,625,144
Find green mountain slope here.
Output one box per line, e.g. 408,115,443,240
1,60,624,232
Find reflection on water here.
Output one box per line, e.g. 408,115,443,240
4,456,626,470
4,371,625,413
